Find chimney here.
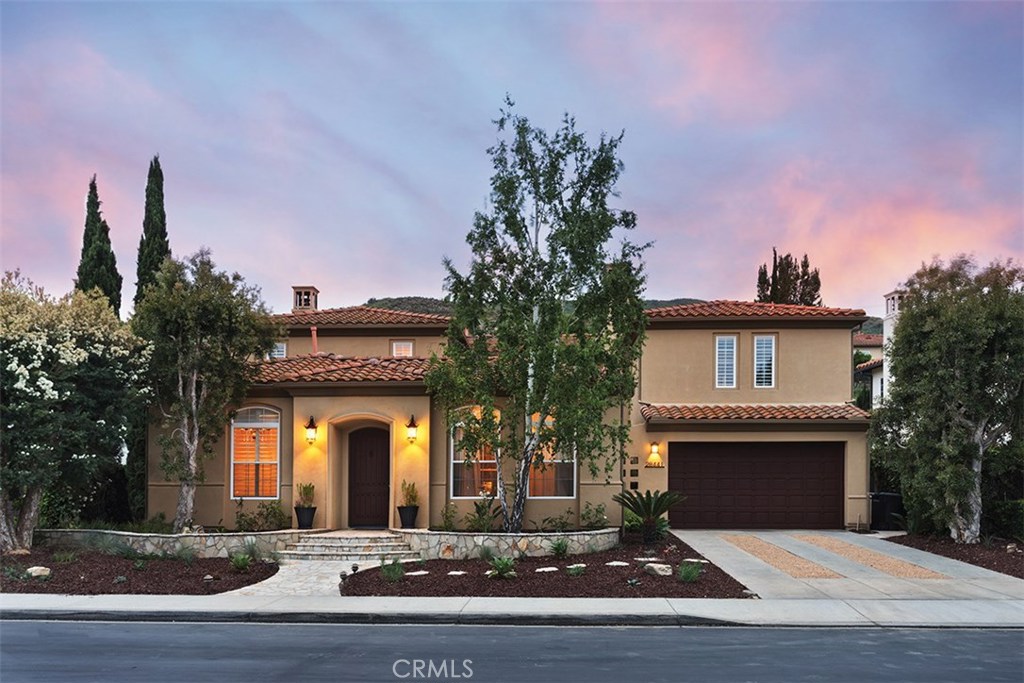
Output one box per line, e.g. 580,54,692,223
291,285,320,313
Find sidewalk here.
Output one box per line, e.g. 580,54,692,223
2,591,1023,627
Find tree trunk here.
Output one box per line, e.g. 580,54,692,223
949,443,983,544
0,487,43,553
505,452,532,532
174,480,196,532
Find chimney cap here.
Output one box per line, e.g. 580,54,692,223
291,286,320,312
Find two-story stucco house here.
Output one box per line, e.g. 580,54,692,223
147,289,871,531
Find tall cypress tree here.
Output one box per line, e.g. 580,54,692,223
75,175,123,316
755,248,823,306
134,156,170,307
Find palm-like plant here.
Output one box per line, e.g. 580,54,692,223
612,489,685,544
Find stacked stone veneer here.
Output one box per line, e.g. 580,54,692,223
396,527,619,560
35,528,324,559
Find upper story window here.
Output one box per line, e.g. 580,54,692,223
754,335,776,388
715,335,737,389
268,342,287,359
231,407,280,499
391,340,414,358
450,408,500,499
528,413,576,499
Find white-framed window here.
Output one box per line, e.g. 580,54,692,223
450,410,499,498
230,407,280,499
527,414,576,499
268,342,287,359
391,340,414,357
715,335,737,388
754,335,776,388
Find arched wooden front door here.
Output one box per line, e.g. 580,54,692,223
348,427,390,527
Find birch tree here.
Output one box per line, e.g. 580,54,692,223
132,250,277,531
426,101,647,532
0,273,149,552
871,256,1023,543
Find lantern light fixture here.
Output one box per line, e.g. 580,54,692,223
305,416,317,444
645,442,664,468
406,415,419,443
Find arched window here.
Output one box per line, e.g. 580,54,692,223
450,408,500,499
528,413,576,499
231,407,280,499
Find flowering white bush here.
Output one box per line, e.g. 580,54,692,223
0,271,150,551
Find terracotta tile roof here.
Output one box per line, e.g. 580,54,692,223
257,354,430,384
275,306,450,327
645,300,866,320
639,402,870,422
853,333,883,347
855,358,883,372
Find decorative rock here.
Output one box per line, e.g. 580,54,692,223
535,567,559,573
202,574,214,582
643,563,673,577
681,558,710,564
447,571,467,576
406,570,429,576
1007,544,1019,554
26,566,50,578
634,557,661,562
566,563,586,569
605,561,630,567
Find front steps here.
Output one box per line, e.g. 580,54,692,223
279,531,419,563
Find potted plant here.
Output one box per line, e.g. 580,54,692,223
294,482,317,529
397,480,419,529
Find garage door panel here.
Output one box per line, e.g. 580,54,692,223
668,441,844,529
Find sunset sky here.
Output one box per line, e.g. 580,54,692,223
2,2,1021,318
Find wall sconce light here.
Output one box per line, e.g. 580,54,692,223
305,416,317,444
406,415,418,443
645,442,664,468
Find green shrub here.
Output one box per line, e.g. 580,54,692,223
566,564,585,577
295,482,315,508
580,502,609,529
613,490,684,544
677,562,703,583
541,509,574,532
52,550,77,564
478,545,496,562
550,538,570,559
230,553,252,572
400,480,420,507
173,546,197,566
623,509,669,540
380,559,406,583
441,502,458,532
132,559,147,571
235,500,291,532
464,496,501,532
487,556,516,580
2,565,28,581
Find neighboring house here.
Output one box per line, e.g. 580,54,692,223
854,357,884,408
852,333,883,360
147,291,871,531
881,289,905,402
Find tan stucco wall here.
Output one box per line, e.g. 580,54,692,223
285,334,445,358
624,423,870,529
640,327,853,404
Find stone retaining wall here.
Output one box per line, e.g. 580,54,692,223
35,528,323,559
396,527,620,560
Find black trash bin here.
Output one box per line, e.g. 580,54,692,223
871,492,904,531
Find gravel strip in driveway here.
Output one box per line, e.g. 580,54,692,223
722,535,841,578
793,535,947,579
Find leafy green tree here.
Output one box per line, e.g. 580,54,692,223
0,272,149,552
756,248,822,305
127,155,172,520
132,250,278,531
426,101,648,532
75,175,123,316
134,156,171,307
870,256,1023,543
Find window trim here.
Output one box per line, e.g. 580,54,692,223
229,406,281,500
753,334,777,389
449,421,499,500
526,414,577,500
268,342,287,359
391,339,415,358
715,334,738,389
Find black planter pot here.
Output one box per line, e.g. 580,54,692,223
397,505,419,529
294,506,317,530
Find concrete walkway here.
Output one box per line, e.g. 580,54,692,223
2,530,1022,627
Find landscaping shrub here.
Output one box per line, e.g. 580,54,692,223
614,490,683,544
550,538,570,559
478,545,496,562
677,562,703,583
580,502,609,529
235,500,291,532
566,564,585,577
540,508,574,532
464,496,501,532
623,509,669,542
230,553,252,572
440,502,458,532
380,559,406,583
486,556,516,579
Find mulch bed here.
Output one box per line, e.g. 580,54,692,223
342,538,751,598
0,548,278,595
886,535,1024,579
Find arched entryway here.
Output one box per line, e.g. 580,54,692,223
348,427,390,527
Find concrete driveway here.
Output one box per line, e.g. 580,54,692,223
672,529,1024,600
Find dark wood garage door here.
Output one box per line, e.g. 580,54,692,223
667,442,844,529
